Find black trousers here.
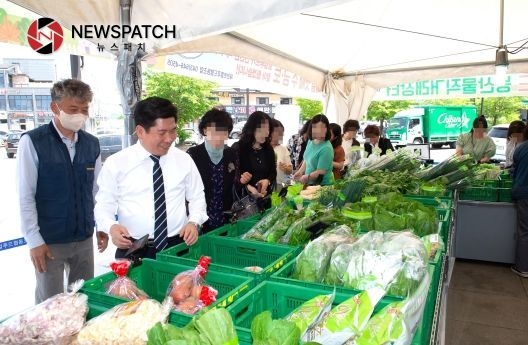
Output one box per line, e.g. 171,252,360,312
515,199,528,271
114,235,185,261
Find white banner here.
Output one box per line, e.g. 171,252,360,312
160,53,321,99
375,74,528,100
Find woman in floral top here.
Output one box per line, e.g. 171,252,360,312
456,116,496,163
287,119,311,171
187,109,237,233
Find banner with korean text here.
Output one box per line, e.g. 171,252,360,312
376,74,528,100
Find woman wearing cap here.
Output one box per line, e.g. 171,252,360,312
455,116,496,163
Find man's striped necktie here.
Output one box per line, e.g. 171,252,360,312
150,155,168,251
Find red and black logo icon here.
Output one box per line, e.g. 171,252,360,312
27,17,63,54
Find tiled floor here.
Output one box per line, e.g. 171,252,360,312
445,259,528,345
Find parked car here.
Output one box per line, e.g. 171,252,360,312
98,134,123,162
229,121,246,139
0,130,8,147
488,124,508,162
5,132,23,158
183,128,203,145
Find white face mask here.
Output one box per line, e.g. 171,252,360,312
58,108,87,132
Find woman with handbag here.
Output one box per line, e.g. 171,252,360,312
187,108,237,233
231,111,276,210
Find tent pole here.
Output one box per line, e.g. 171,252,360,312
499,0,504,48
120,0,134,148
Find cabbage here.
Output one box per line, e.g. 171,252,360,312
251,311,300,345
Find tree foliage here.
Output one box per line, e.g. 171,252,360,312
144,72,217,140
480,97,524,125
366,101,414,131
295,98,323,121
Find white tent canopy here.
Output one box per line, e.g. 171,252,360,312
8,0,528,122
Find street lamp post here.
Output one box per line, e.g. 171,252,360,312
246,88,250,116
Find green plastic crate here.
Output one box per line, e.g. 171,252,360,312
404,195,453,210
205,219,258,238
498,188,513,202
408,187,454,199
157,236,299,282
86,303,108,320
458,180,499,202
498,179,513,202
459,187,499,202
228,280,397,345
410,264,439,345
81,259,254,326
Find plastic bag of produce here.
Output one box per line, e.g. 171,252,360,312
307,287,386,345
166,256,218,315
382,232,428,297
341,231,427,297
422,233,443,261
0,280,88,345
325,242,357,285
286,293,334,340
293,225,356,282
341,231,395,290
261,209,298,243
241,202,289,241
279,214,315,246
350,301,411,345
76,298,171,345
106,260,149,300
346,270,431,345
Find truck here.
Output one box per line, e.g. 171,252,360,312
386,105,477,148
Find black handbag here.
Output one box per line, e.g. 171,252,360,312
226,188,269,222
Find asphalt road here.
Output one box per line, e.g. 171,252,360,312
0,144,455,320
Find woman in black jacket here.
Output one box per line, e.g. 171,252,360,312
187,108,236,233
363,124,394,157
231,111,276,209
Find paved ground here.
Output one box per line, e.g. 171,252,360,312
446,259,528,345
0,144,455,320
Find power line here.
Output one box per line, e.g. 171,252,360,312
349,47,493,72
301,13,498,49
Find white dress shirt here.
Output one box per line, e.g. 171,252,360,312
17,119,102,249
94,142,208,239
274,144,291,186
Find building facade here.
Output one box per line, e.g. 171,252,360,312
0,60,55,132
212,88,293,122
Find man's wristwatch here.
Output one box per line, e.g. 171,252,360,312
188,221,202,234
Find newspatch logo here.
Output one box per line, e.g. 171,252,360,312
27,18,63,54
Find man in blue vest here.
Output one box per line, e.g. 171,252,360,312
17,79,108,303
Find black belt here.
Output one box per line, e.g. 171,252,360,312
144,235,182,248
